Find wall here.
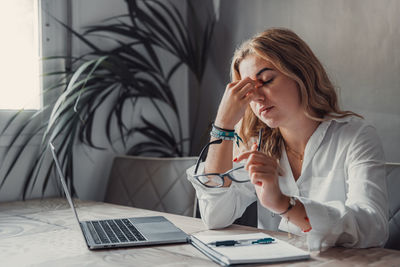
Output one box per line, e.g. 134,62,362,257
197,0,400,162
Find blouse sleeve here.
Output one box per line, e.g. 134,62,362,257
297,124,389,251
186,163,257,229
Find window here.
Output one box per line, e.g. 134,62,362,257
0,0,40,110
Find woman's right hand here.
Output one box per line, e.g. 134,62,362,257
214,77,261,129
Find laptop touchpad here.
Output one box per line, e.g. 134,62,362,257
138,222,180,233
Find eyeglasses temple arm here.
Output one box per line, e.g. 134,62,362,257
194,139,223,174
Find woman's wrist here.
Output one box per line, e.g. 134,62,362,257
213,118,236,130
213,123,235,132
277,196,296,216
210,123,243,147
270,195,291,215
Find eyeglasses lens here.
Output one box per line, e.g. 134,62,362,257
229,168,250,182
197,174,224,187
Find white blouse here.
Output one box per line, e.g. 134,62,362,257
187,116,389,251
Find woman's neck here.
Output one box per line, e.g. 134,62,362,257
279,115,321,153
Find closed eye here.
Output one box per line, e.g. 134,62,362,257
262,78,274,85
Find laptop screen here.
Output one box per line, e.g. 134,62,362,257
49,142,82,224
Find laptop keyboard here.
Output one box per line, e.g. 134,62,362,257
87,219,147,244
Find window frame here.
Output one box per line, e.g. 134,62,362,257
0,0,70,145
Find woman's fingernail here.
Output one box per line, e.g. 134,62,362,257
233,157,237,162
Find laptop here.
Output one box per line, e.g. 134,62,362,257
49,142,188,250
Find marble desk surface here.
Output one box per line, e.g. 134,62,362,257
0,198,399,266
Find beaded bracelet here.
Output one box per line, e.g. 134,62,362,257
210,123,243,147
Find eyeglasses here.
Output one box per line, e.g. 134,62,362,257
193,128,263,188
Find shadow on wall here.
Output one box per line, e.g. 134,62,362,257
189,0,238,155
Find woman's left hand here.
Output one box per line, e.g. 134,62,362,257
235,144,287,212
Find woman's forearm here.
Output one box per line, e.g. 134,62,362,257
204,138,234,187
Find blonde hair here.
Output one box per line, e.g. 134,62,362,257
231,28,360,159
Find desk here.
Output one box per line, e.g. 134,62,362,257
1,198,399,266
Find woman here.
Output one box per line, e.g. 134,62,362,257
187,28,388,251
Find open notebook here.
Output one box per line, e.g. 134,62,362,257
189,232,309,266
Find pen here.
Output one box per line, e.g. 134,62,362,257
209,237,275,247
257,128,263,151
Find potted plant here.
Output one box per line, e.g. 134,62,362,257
0,0,215,202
